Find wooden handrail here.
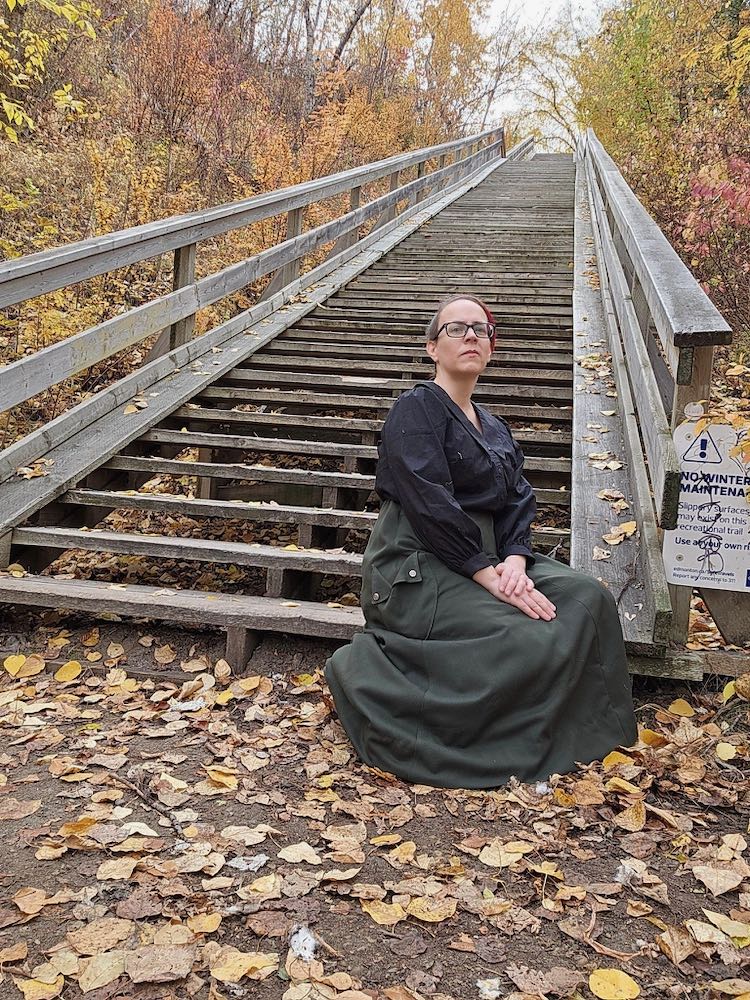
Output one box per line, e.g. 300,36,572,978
584,130,731,358
0,127,502,309
0,131,512,413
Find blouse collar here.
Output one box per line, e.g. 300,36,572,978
420,381,494,457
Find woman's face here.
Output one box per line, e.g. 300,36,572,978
426,298,493,377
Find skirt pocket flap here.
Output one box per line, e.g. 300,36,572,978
393,552,422,586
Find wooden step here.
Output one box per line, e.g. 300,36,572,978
167,407,574,451
64,490,572,536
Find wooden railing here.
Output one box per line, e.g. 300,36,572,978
0,127,506,416
0,128,537,489
578,128,733,640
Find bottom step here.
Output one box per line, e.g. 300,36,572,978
0,575,363,671
0,574,737,681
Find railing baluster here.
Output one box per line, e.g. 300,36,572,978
169,242,197,350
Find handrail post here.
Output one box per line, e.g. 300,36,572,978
338,186,362,252
500,128,506,158
384,169,401,224
169,243,197,350
437,153,447,191
279,207,305,286
415,161,426,204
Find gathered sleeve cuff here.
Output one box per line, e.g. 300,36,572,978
379,393,493,578
494,440,537,565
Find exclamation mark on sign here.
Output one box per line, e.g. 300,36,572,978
698,438,708,459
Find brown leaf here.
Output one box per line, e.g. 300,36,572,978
125,944,196,983
656,925,697,965
0,797,42,821
67,917,134,955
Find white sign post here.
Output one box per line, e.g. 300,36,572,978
663,416,750,593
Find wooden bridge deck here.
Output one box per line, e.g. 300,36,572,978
0,138,739,678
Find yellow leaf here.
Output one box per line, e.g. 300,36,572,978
638,728,668,748
526,860,564,880
722,681,737,704
96,857,138,881
215,690,234,705
123,404,138,414
54,660,82,682
3,654,26,676
361,899,407,925
209,947,279,983
388,840,416,863
589,968,640,999
717,742,738,761
602,750,634,770
668,698,695,717
406,897,457,922
12,974,64,1000
613,800,646,832
605,777,642,795
703,909,750,945
370,834,402,846
187,912,222,934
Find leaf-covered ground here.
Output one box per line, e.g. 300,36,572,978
1,620,750,1000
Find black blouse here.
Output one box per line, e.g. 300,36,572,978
375,381,536,577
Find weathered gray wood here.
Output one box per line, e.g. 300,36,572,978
170,405,574,447
261,206,305,301
105,454,377,487
697,590,750,647
170,242,197,350
0,145,511,509
132,429,570,475
585,130,731,357
586,158,680,529
579,157,672,648
225,627,261,672
0,146,510,413
0,574,365,638
64,488,379,528
0,129,504,309
221,367,573,402
571,162,667,650
198,386,572,423
65,487,570,534
11,526,365,574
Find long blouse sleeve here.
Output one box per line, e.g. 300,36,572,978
376,391,494,578
493,437,536,564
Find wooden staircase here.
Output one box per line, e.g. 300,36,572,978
1,134,739,678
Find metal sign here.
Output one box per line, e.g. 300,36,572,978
663,415,750,593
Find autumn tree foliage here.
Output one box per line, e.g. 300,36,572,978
515,0,749,350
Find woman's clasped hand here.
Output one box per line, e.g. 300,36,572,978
472,557,557,621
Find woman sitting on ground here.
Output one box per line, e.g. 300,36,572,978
325,293,637,789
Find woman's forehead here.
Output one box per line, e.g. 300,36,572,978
439,298,487,321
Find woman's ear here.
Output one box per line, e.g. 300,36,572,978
426,338,437,363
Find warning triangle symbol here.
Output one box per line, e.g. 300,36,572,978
682,428,723,464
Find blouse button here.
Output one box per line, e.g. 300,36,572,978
408,569,417,578
372,592,380,601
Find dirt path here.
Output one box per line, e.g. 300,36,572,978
0,614,749,1000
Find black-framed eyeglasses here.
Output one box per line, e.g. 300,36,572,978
438,321,495,339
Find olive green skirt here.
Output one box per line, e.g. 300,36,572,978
325,501,637,789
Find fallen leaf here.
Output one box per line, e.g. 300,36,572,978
406,897,457,922
208,946,279,983
278,842,322,865
589,968,640,999
54,660,82,682
77,951,126,993
668,699,695,717
361,900,407,926
125,944,196,983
